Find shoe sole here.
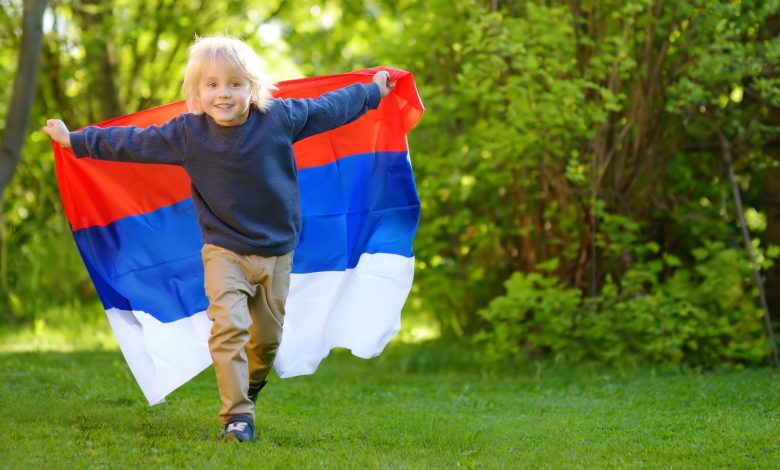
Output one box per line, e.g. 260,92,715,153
222,433,253,443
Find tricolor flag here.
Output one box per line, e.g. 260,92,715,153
53,68,423,404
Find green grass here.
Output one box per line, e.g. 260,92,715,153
0,343,778,468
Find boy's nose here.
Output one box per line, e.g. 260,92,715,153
219,87,231,97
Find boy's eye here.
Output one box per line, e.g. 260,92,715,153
231,82,242,87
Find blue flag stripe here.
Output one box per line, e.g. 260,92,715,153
295,150,419,272
72,151,420,323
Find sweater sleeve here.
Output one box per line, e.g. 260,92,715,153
282,82,382,143
70,117,187,165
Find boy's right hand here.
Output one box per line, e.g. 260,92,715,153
42,119,72,148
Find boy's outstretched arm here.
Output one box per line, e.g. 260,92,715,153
41,117,186,165
284,70,397,143
43,119,72,148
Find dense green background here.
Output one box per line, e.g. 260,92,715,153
2,0,780,368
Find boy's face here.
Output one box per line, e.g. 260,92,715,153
197,58,252,127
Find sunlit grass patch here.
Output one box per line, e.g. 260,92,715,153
395,311,441,343
1,303,442,351
0,301,117,352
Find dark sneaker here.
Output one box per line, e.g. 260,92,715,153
222,416,254,443
248,379,267,404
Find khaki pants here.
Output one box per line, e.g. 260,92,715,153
201,243,293,424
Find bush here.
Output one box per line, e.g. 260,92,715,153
476,241,773,367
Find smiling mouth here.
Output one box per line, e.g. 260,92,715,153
215,104,233,109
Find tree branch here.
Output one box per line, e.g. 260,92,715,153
719,131,780,368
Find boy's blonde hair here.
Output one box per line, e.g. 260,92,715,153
182,35,277,113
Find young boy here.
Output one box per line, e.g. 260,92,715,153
43,35,394,443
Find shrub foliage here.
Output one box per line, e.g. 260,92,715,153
2,0,780,365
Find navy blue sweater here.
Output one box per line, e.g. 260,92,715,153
70,82,382,256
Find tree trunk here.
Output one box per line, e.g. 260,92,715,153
764,108,780,314
0,0,48,196
766,168,780,312
761,0,780,322
0,0,48,296
75,0,123,121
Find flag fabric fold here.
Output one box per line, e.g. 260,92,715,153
53,68,423,404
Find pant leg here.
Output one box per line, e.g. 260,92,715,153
201,243,256,424
246,251,293,387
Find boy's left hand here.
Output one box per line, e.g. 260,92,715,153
373,71,396,97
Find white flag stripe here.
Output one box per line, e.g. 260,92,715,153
106,308,212,405
278,252,414,376
106,252,414,404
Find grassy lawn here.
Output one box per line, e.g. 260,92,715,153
1,342,778,468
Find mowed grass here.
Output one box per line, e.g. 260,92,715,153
0,343,778,469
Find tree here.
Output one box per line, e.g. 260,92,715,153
0,0,47,198
763,11,780,315
0,0,47,300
